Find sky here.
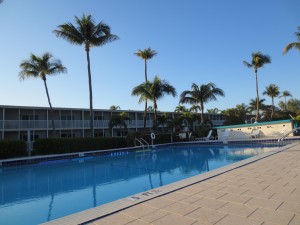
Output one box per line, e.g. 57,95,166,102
0,0,299,113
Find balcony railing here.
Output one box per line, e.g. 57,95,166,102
0,119,224,131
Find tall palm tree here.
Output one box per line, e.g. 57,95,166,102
53,14,119,137
132,76,177,130
243,52,271,122
135,48,157,128
283,27,300,54
19,53,67,136
179,83,225,125
263,84,280,119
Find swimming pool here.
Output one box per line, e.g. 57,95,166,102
0,143,282,225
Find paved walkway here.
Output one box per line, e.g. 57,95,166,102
87,143,300,225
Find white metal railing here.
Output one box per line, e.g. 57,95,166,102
278,127,300,142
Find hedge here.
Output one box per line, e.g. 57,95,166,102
33,137,127,155
0,140,27,159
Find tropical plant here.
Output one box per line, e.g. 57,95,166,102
285,98,300,114
179,83,225,125
108,112,130,137
283,27,300,54
263,84,280,119
54,14,119,137
222,103,249,125
174,105,188,113
189,105,201,113
132,76,177,130
110,105,121,110
280,91,293,108
135,48,157,128
248,97,266,119
207,108,221,114
19,53,67,136
243,52,271,122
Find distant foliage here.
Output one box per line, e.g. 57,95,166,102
0,140,27,159
33,137,127,155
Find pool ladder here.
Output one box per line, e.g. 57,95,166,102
278,127,300,142
135,138,150,149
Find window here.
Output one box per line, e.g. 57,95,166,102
94,115,104,120
21,115,39,120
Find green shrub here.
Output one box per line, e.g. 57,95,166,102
0,140,27,159
33,137,127,155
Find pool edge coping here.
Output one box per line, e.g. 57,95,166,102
40,142,299,225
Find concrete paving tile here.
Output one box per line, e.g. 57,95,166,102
197,189,227,199
92,213,136,225
277,201,300,213
121,204,157,218
192,197,227,210
139,210,169,223
218,202,257,217
185,207,227,224
240,182,269,191
179,186,205,195
179,194,203,204
248,208,295,225
162,192,190,201
151,213,196,225
245,197,283,210
126,219,150,225
289,213,300,225
218,193,252,204
144,197,174,209
161,201,200,216
215,214,261,225
270,193,300,204
216,185,249,195
242,189,275,199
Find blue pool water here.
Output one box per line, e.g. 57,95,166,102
0,144,280,225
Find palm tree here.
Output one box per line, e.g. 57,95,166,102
19,53,67,136
243,52,271,122
110,105,121,110
132,76,177,130
283,27,300,54
108,112,130,137
207,108,221,114
280,91,293,107
54,14,119,137
174,105,187,113
248,97,266,118
263,84,280,119
135,48,157,128
179,83,225,125
189,105,201,113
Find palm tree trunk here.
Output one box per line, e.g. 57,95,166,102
144,100,147,129
144,59,148,129
271,97,274,119
154,99,157,131
255,71,259,122
86,49,94,137
43,79,56,136
200,103,204,125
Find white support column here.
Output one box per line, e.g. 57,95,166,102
135,112,137,131
2,108,5,140
18,109,21,140
102,111,104,137
46,110,49,138
82,110,84,137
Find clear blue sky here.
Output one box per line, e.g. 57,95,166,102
0,0,299,112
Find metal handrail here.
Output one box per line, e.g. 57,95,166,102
135,138,145,149
278,127,300,142
140,138,150,149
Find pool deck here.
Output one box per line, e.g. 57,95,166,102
42,142,300,225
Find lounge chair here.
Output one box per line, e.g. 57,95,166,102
195,130,213,141
251,129,261,138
